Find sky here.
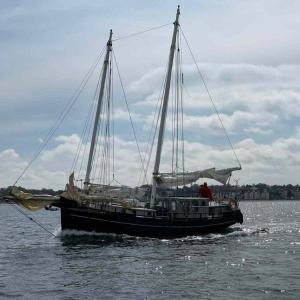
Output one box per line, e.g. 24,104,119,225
1,0,300,189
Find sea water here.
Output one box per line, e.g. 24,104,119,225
0,201,299,299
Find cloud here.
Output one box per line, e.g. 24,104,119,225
39,134,80,170
1,130,300,189
244,127,272,136
132,63,300,108
187,63,300,86
128,66,165,97
0,148,66,189
165,110,278,135
128,62,299,141
1,59,298,187
113,108,144,123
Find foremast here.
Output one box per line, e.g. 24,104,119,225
150,6,180,208
84,30,113,190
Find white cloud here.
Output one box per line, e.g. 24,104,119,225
39,135,80,170
128,62,299,139
0,148,66,189
128,66,165,96
131,63,300,109
1,131,300,189
244,127,272,136
113,108,144,123
161,110,277,136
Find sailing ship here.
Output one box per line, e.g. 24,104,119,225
11,6,243,238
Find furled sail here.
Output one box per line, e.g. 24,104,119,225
156,166,241,187
62,173,147,206
10,187,59,211
61,172,81,202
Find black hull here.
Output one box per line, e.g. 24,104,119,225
61,207,243,238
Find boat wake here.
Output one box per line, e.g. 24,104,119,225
159,226,271,244
54,228,136,246
51,225,272,247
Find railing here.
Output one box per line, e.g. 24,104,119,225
83,197,236,220
156,205,232,219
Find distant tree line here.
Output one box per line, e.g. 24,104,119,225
207,183,300,200
155,183,300,200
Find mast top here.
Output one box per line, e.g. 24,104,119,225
175,5,180,25
107,29,113,46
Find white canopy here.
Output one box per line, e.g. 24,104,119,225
156,166,241,187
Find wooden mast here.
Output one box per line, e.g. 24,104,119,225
84,30,113,190
150,6,180,208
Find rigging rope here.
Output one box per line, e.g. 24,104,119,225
13,47,106,187
138,60,168,186
111,59,116,180
112,23,172,41
173,27,186,189
134,48,172,186
71,64,104,174
170,27,185,184
9,201,56,237
12,22,173,188
180,27,242,168
178,31,186,185
75,73,102,180
8,22,180,236
112,50,149,184
95,68,112,185
171,62,176,173
175,29,180,177
9,48,106,238
141,94,163,185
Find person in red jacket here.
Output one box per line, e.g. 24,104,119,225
199,182,213,201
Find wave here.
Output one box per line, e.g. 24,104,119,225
158,226,270,245
52,225,272,247
54,228,136,246
53,219,299,247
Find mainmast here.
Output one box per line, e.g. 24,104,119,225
84,30,113,190
150,6,180,208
